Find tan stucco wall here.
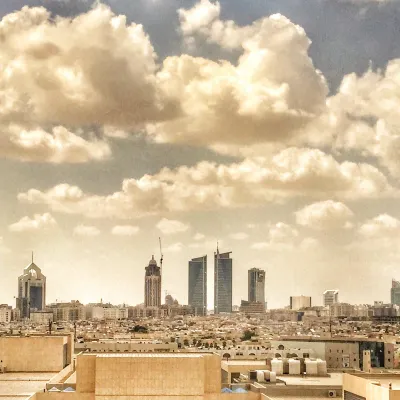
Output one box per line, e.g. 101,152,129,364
326,342,359,368
76,354,96,393
0,336,68,372
95,355,206,396
204,354,221,393
35,393,94,400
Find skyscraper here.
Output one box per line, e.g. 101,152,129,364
290,295,311,310
16,254,46,319
323,289,339,307
188,255,207,316
248,268,266,306
214,249,232,314
144,255,161,308
391,279,400,306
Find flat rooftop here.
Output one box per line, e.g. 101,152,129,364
92,353,206,358
0,372,55,399
279,373,343,387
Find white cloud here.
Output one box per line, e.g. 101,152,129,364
156,218,189,235
358,214,400,238
73,224,100,237
0,125,111,163
111,225,139,236
18,147,396,218
146,2,328,154
295,200,354,230
229,232,249,240
9,213,57,232
251,222,298,250
0,4,178,162
164,242,183,253
193,232,205,240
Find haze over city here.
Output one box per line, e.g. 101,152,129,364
2,0,400,309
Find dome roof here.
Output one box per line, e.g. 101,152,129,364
148,255,157,266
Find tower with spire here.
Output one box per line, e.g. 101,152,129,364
16,252,46,319
144,255,161,308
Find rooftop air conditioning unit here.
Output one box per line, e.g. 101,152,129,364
328,390,337,398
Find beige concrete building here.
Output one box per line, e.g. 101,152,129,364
343,372,400,400
0,334,73,372
31,311,54,324
75,339,178,353
0,305,12,323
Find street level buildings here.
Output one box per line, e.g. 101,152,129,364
144,255,161,308
188,255,207,316
16,256,46,319
214,249,232,314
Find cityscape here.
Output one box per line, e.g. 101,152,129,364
2,0,400,399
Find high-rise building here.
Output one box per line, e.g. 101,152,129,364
248,268,266,305
16,254,46,319
214,249,232,314
289,295,311,310
188,255,207,316
391,279,400,306
144,255,161,308
323,289,339,306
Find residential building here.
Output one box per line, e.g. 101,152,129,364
239,300,265,314
289,296,311,310
0,305,12,323
214,249,232,314
144,255,161,308
330,302,354,318
323,289,339,306
30,311,53,324
16,255,46,319
391,279,400,306
248,268,265,306
188,255,207,316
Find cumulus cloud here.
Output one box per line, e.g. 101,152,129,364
111,225,139,236
9,213,57,232
251,222,298,250
0,125,110,163
229,232,249,240
17,147,397,218
156,218,189,234
163,242,183,252
73,224,100,237
193,232,206,240
0,4,178,162
358,214,400,238
316,60,400,178
145,1,328,153
295,200,354,230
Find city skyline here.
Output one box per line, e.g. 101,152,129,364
1,0,400,309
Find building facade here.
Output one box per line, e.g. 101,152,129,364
188,255,207,316
144,255,161,308
0,305,12,323
16,257,46,319
214,250,232,314
248,268,266,306
391,279,400,306
289,296,311,310
323,289,339,306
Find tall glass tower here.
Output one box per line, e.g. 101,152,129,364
248,268,266,306
17,254,46,319
391,279,400,306
188,255,207,316
214,249,232,314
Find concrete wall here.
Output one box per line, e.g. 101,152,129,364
76,354,96,393
95,355,206,396
270,340,326,360
0,336,70,372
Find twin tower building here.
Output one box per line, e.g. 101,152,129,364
188,250,266,316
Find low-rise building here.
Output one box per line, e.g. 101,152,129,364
0,305,12,323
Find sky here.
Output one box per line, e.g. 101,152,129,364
1,0,400,309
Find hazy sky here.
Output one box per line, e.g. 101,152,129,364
1,0,400,309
